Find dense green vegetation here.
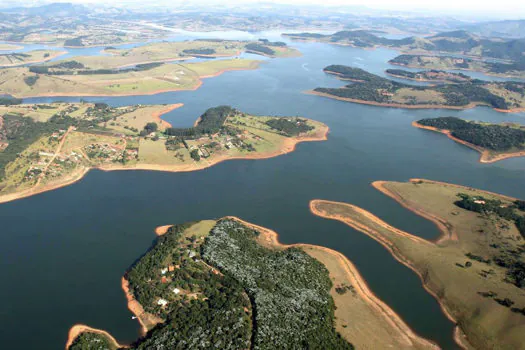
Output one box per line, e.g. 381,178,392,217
182,48,216,55
202,219,352,349
125,219,352,349
0,97,22,106
258,38,287,47
455,193,525,289
316,65,510,109
165,105,236,138
69,332,115,350
385,69,473,83
23,75,39,86
265,118,314,136
127,222,252,349
417,117,525,151
245,43,276,56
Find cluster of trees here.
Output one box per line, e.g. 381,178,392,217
265,118,313,136
436,84,508,109
0,97,22,106
385,69,472,83
165,106,236,138
202,219,353,349
139,122,158,136
23,75,39,86
245,43,276,56
64,37,84,47
258,38,287,47
69,332,115,350
182,48,216,55
417,117,525,151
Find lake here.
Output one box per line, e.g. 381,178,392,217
1,32,525,350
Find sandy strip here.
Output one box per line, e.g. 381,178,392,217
0,122,328,205
154,225,173,236
225,216,437,349
121,277,163,335
309,199,470,349
412,121,525,163
305,90,484,111
65,324,123,349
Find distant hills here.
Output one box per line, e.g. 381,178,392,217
461,20,525,39
0,2,88,17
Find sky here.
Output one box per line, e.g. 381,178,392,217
12,0,525,19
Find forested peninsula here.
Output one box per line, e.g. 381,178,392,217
310,65,525,112
413,117,525,163
66,218,436,350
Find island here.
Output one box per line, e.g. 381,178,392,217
309,65,525,112
66,217,437,349
310,179,525,349
413,117,525,163
0,103,328,204
0,40,299,98
389,54,525,80
0,49,66,67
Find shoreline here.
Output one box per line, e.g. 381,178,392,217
150,103,183,129
309,199,469,349
65,324,123,350
0,122,328,205
227,215,438,349
154,225,173,236
305,90,488,111
121,277,163,335
412,121,525,163
10,61,261,99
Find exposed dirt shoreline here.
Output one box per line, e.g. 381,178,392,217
309,198,470,349
0,122,328,205
412,121,525,163
65,324,122,350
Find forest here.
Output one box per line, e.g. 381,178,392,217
124,219,352,349
245,43,276,56
417,117,525,151
28,62,163,75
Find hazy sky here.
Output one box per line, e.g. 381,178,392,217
22,0,525,18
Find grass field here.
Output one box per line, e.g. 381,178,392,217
0,49,65,67
311,179,525,349
0,44,23,51
0,59,260,97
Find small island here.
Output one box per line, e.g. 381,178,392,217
0,39,299,98
310,179,525,349
66,217,436,349
389,54,525,80
0,103,328,204
413,117,525,163
309,65,525,112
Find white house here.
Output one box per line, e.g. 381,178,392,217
157,298,168,306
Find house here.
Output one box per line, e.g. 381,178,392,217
474,200,486,205
160,268,168,275
168,265,175,272
173,288,181,295
157,298,168,307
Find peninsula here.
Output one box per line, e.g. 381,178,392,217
0,104,328,204
0,49,66,67
413,117,525,163
66,217,436,349
310,65,525,112
311,179,525,349
0,39,299,98
389,54,525,80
